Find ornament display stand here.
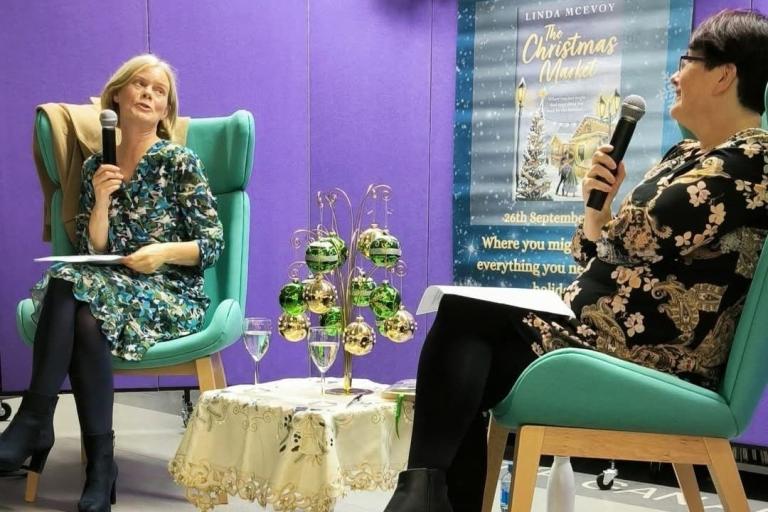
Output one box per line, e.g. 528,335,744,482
277,185,417,395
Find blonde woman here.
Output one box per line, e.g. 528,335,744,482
0,55,224,512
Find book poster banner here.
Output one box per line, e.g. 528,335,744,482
452,0,694,292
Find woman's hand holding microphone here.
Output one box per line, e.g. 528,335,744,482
92,164,123,209
87,165,123,254
582,144,626,242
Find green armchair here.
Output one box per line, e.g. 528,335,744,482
16,109,254,502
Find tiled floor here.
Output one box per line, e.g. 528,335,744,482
0,392,767,511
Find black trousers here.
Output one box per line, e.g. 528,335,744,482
407,295,541,511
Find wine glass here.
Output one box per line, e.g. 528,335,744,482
243,317,272,384
307,327,340,406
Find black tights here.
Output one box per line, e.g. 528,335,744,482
407,295,539,511
29,278,114,435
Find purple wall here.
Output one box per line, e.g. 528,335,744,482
1,0,766,444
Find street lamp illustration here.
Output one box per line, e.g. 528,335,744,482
605,89,620,127
611,89,621,117
514,77,527,198
597,96,607,121
597,89,621,140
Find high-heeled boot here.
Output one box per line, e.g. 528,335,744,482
78,431,118,512
383,468,453,512
0,391,58,474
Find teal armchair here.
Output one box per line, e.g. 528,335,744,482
15,109,254,502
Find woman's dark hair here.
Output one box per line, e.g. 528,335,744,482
689,9,768,114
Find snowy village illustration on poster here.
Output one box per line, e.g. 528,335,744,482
453,0,694,288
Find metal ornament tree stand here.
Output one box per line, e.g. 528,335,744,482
277,184,417,395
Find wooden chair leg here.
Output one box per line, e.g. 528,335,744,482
510,425,545,512
195,356,218,393
25,471,40,502
672,463,704,512
673,463,704,512
704,438,750,512
482,418,510,512
210,352,227,388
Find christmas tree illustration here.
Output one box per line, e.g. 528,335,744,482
517,98,552,201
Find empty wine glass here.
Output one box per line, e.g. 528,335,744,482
308,327,340,406
243,317,271,384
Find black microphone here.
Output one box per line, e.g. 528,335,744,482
99,109,118,166
587,95,646,211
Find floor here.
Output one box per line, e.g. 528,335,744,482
0,391,767,511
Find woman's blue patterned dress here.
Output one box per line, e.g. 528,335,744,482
31,139,224,361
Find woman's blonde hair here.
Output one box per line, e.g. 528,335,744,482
100,54,178,140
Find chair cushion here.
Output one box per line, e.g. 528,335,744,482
492,348,738,438
16,297,242,370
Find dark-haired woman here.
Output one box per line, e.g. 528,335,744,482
385,9,768,512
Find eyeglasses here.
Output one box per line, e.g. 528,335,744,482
679,55,706,73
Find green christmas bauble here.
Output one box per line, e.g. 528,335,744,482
382,306,417,343
356,224,385,259
278,278,306,315
350,273,376,307
324,233,348,267
319,306,343,336
368,233,401,268
305,239,339,274
369,280,401,319
343,316,376,356
303,276,338,314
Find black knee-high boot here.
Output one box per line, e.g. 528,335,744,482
0,278,80,474
78,431,118,512
383,469,453,512
0,391,58,473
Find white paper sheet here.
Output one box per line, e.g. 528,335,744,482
416,285,575,318
34,255,124,265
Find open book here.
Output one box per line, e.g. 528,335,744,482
34,255,124,265
416,285,575,318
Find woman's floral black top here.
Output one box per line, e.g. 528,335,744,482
528,128,768,389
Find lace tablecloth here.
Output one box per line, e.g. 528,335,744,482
169,378,414,511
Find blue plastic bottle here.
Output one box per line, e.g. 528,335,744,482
499,463,513,511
